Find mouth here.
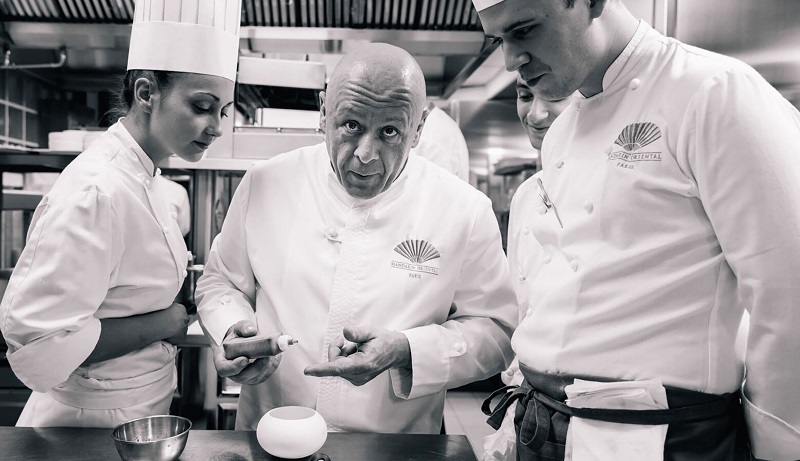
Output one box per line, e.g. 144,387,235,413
527,124,549,133
523,73,545,88
193,140,211,150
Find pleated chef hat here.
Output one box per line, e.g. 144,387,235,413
471,0,506,11
127,0,242,82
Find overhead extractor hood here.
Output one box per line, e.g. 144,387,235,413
0,0,504,101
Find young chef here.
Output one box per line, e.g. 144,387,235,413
195,42,518,433
475,0,800,459
0,0,242,427
482,76,576,461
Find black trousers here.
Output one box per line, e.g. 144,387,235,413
484,364,751,461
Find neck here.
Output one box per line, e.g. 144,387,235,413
121,114,167,175
579,5,640,98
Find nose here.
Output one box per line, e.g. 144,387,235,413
527,99,550,125
503,41,530,73
353,135,380,163
205,113,223,138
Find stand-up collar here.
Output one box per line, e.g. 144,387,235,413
590,19,652,98
107,121,158,177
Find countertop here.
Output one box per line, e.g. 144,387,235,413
0,427,478,460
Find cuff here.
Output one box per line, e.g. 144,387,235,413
400,324,466,399
198,297,257,346
389,366,413,399
7,317,101,393
743,383,800,460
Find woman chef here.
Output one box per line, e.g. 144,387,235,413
0,0,241,427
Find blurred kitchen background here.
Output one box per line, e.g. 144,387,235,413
1,0,799,452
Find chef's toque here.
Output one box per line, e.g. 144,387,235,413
127,0,242,82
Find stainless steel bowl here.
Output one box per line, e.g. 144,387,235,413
111,415,191,461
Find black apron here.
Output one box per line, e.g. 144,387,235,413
482,364,750,461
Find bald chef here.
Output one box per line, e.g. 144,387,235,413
475,0,800,460
196,42,517,433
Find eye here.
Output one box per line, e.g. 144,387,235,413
488,36,503,46
193,104,211,113
382,126,399,138
512,25,536,40
344,121,361,131
517,91,533,102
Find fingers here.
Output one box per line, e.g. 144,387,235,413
342,325,375,344
213,345,251,378
234,355,282,385
231,320,258,338
304,356,374,386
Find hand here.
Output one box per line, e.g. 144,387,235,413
213,320,281,385
303,325,411,386
162,303,190,345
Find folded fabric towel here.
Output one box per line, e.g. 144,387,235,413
565,378,668,461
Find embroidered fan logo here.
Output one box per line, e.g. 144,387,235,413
608,122,663,170
391,240,440,276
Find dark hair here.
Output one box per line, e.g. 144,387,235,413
108,70,175,123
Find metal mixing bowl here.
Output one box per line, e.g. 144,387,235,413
111,415,191,461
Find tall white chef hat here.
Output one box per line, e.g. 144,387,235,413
127,0,242,82
472,0,506,11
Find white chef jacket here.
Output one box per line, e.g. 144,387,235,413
0,122,188,426
412,106,471,182
196,143,517,433
508,21,800,460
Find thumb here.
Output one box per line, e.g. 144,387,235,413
234,320,258,337
343,325,374,343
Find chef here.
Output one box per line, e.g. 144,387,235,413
195,42,518,433
0,0,241,427
482,76,577,461
475,0,800,460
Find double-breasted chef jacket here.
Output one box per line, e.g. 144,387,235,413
508,20,800,460
0,122,188,427
197,143,518,433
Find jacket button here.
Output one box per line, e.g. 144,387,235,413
629,78,641,90
526,308,533,318
187,251,194,261
543,254,552,264
583,201,594,214
570,259,579,272
538,205,548,215
555,159,565,169
326,227,338,238
523,227,530,235
182,270,188,278
220,295,231,304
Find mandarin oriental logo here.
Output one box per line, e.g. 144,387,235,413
391,239,440,276
608,122,663,169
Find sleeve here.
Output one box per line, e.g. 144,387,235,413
0,189,118,392
394,196,518,399
682,67,800,460
195,170,259,346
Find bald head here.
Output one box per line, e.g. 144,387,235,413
327,43,427,121
320,43,431,199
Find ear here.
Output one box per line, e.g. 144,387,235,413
588,0,611,19
410,106,431,149
132,77,157,114
318,90,327,132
